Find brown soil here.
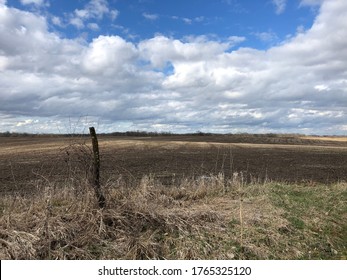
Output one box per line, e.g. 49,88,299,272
1,134,347,194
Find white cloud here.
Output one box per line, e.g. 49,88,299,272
78,0,109,20
253,30,278,42
16,119,34,127
69,0,119,29
171,15,205,25
143,12,158,20
228,36,246,44
314,84,330,91
195,16,204,22
296,25,306,34
51,16,63,27
87,22,99,31
82,35,137,74
272,0,287,14
138,35,242,68
109,10,119,21
182,18,192,24
0,0,347,135
75,9,89,19
20,0,45,6
69,17,84,29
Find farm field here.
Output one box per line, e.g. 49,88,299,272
0,134,346,260
1,134,347,194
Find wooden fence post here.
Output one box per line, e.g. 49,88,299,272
89,127,106,208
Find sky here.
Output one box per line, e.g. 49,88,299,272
0,0,346,135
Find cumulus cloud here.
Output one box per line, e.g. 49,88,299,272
82,35,138,74
138,35,243,68
0,0,346,134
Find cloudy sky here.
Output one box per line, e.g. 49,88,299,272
0,0,346,135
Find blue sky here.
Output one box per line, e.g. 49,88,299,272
0,0,346,135
8,0,317,47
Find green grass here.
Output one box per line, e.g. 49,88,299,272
269,183,347,259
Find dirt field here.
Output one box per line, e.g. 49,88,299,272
1,134,347,194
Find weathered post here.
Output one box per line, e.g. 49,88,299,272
89,127,106,208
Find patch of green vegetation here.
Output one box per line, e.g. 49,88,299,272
287,216,305,229
228,218,240,229
268,183,347,259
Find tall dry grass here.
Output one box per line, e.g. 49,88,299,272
1,173,346,260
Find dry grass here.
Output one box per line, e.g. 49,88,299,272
300,136,347,142
1,173,346,260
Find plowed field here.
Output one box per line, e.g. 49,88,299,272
1,134,347,194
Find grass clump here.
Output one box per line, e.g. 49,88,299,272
0,175,346,260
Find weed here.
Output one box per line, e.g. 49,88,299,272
0,175,346,259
